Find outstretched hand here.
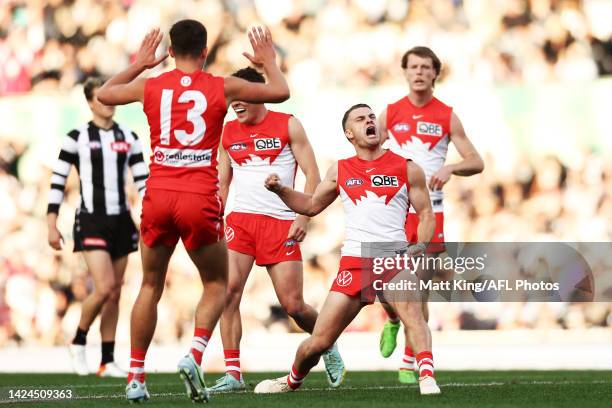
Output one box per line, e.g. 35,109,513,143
265,173,283,193
242,26,276,68
135,28,168,69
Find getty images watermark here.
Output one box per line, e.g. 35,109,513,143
354,242,609,303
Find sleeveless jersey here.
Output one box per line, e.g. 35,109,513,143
337,150,410,257
143,69,227,194
386,96,452,208
222,111,297,220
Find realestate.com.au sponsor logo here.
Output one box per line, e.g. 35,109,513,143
154,147,212,167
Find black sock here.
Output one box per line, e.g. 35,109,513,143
72,327,88,346
101,341,115,365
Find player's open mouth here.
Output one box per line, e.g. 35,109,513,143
232,105,246,114
366,126,376,136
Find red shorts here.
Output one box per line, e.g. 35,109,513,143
405,212,445,253
140,188,224,250
330,256,404,304
225,212,302,266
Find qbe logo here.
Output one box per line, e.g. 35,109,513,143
416,121,442,137
254,138,281,151
370,175,398,187
336,270,353,287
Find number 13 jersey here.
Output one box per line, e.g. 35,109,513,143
143,69,227,194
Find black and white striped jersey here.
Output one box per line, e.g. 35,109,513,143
47,121,149,215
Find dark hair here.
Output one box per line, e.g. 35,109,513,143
83,77,104,101
342,103,371,131
401,46,442,85
231,67,265,83
169,19,207,58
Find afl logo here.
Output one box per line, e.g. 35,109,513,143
225,226,235,242
180,76,192,87
154,150,165,163
229,143,247,151
336,270,353,287
345,178,364,187
393,123,410,133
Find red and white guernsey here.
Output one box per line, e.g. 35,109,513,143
143,69,228,194
222,111,297,220
386,96,452,210
337,150,410,257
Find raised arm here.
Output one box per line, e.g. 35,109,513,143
286,116,321,241
97,28,168,105
224,27,289,104
429,112,484,190
408,161,435,245
217,143,233,207
265,162,338,217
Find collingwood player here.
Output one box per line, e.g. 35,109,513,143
47,77,148,378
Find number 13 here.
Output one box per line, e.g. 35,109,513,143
160,89,207,146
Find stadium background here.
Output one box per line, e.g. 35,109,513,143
0,0,611,373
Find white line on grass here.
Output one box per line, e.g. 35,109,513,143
1,379,609,404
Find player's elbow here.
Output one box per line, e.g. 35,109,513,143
270,86,290,103
96,87,113,105
474,156,485,174
302,204,322,217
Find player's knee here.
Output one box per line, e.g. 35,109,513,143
280,296,305,318
225,283,244,306
107,283,122,304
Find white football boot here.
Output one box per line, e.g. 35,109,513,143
418,375,441,395
254,376,293,394
68,344,89,376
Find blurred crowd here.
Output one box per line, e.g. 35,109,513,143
1,136,610,347
1,0,611,347
1,0,612,95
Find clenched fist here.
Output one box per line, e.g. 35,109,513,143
265,173,283,193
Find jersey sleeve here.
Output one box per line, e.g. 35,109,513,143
127,131,149,198
47,130,79,214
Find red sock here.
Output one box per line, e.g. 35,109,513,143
127,348,146,383
224,349,241,380
286,365,306,390
190,327,211,366
400,346,416,371
416,351,434,378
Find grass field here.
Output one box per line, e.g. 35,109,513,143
1,371,610,407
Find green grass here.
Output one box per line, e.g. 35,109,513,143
0,371,610,407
